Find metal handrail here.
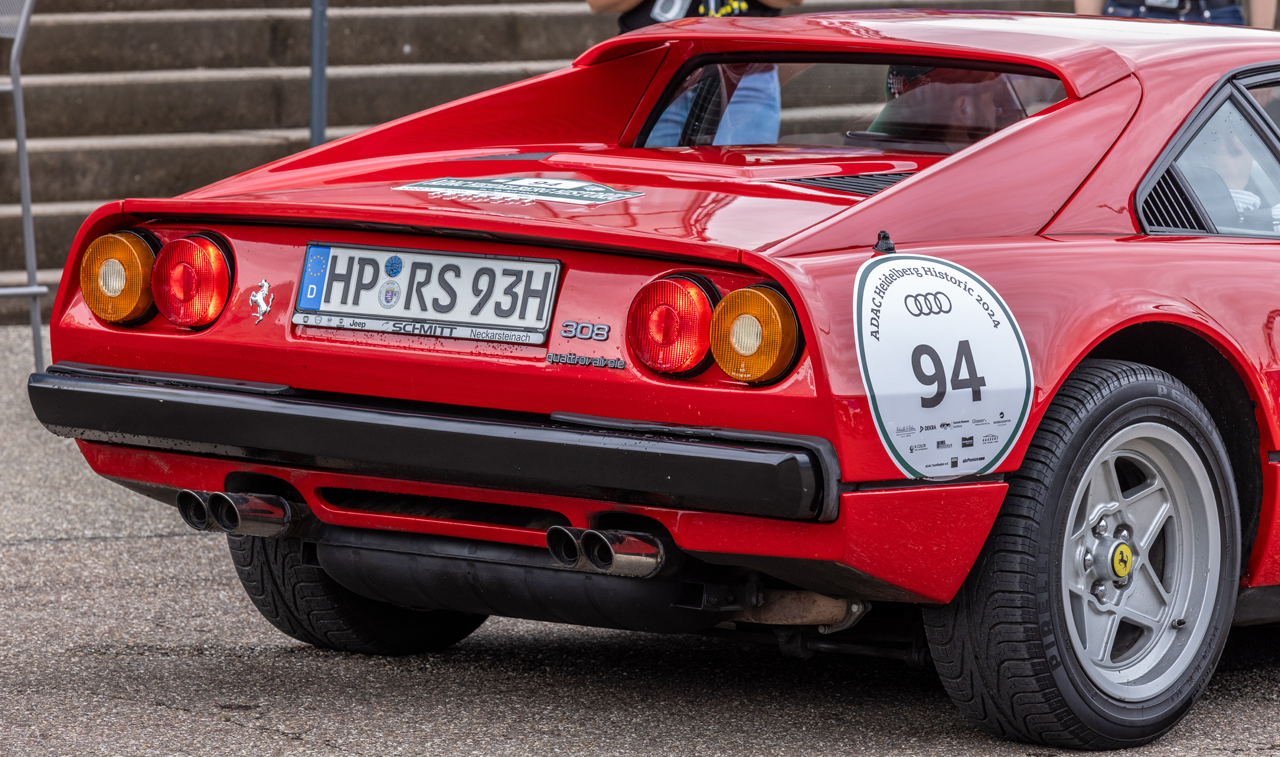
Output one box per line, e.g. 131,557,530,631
310,0,327,148
0,0,44,371
1,284,46,298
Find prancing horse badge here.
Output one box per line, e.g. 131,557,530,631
249,279,273,324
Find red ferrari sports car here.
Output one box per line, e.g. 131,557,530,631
27,10,1280,748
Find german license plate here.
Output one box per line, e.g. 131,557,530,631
292,244,561,345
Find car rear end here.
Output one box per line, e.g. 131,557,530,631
27,21,1086,645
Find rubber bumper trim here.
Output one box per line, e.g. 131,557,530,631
28,366,832,520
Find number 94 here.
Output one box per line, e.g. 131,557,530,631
912,340,986,409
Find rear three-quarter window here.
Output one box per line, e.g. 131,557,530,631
1139,72,1280,236
1173,101,1280,236
639,59,1066,153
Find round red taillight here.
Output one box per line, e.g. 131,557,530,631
626,276,716,374
151,235,231,327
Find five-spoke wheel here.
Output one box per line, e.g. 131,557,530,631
925,360,1238,749
1060,423,1221,703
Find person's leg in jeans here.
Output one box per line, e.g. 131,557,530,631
1206,3,1245,23
644,89,695,147
714,67,782,146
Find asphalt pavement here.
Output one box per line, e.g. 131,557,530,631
7,325,1280,756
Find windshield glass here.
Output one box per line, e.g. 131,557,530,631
642,60,1067,154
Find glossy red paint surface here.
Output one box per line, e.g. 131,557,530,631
773,75,1140,254
785,233,1280,583
47,13,1280,602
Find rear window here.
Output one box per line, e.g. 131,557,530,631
641,60,1066,154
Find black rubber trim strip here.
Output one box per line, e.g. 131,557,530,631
552,411,839,522
29,370,826,521
52,361,292,395
850,472,1005,492
1268,450,1280,464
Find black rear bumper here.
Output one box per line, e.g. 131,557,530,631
28,364,839,521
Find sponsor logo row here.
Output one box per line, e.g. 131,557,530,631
907,434,999,455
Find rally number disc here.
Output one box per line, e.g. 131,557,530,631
854,254,1032,478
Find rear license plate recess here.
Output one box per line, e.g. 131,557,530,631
292,243,561,345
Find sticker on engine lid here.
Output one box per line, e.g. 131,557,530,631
394,177,643,206
853,254,1032,479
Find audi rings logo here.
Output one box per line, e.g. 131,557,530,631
904,292,952,316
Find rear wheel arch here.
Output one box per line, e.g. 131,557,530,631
1083,321,1264,576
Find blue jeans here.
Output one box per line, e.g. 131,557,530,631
1102,0,1244,24
712,68,781,146
645,68,782,147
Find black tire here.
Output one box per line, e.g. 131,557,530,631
923,359,1239,749
228,534,487,655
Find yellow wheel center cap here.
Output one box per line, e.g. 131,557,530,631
1111,543,1133,579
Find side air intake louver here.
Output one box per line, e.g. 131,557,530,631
1142,170,1208,233
784,172,915,196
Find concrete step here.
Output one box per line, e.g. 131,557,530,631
24,5,614,73
22,0,1069,74
0,125,368,208
0,60,567,138
39,0,568,11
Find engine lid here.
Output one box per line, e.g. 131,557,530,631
167,146,943,259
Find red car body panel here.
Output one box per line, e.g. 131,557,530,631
772,74,1140,254
39,12,1280,607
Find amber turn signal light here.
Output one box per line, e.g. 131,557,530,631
710,286,799,384
79,232,156,323
151,236,231,328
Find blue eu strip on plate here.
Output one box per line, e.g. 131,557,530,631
298,246,331,310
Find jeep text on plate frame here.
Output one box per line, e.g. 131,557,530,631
293,243,562,345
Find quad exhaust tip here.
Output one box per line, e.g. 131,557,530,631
176,490,217,532
177,490,304,538
546,526,668,579
547,526,589,570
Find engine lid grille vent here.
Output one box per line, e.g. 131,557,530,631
1141,170,1208,233
783,172,915,196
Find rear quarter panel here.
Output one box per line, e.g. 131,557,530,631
784,234,1280,583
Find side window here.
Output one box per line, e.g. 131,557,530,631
1172,100,1280,236
1248,83,1280,130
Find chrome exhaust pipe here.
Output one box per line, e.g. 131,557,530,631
580,530,667,579
208,492,304,538
176,489,218,532
546,526,588,569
